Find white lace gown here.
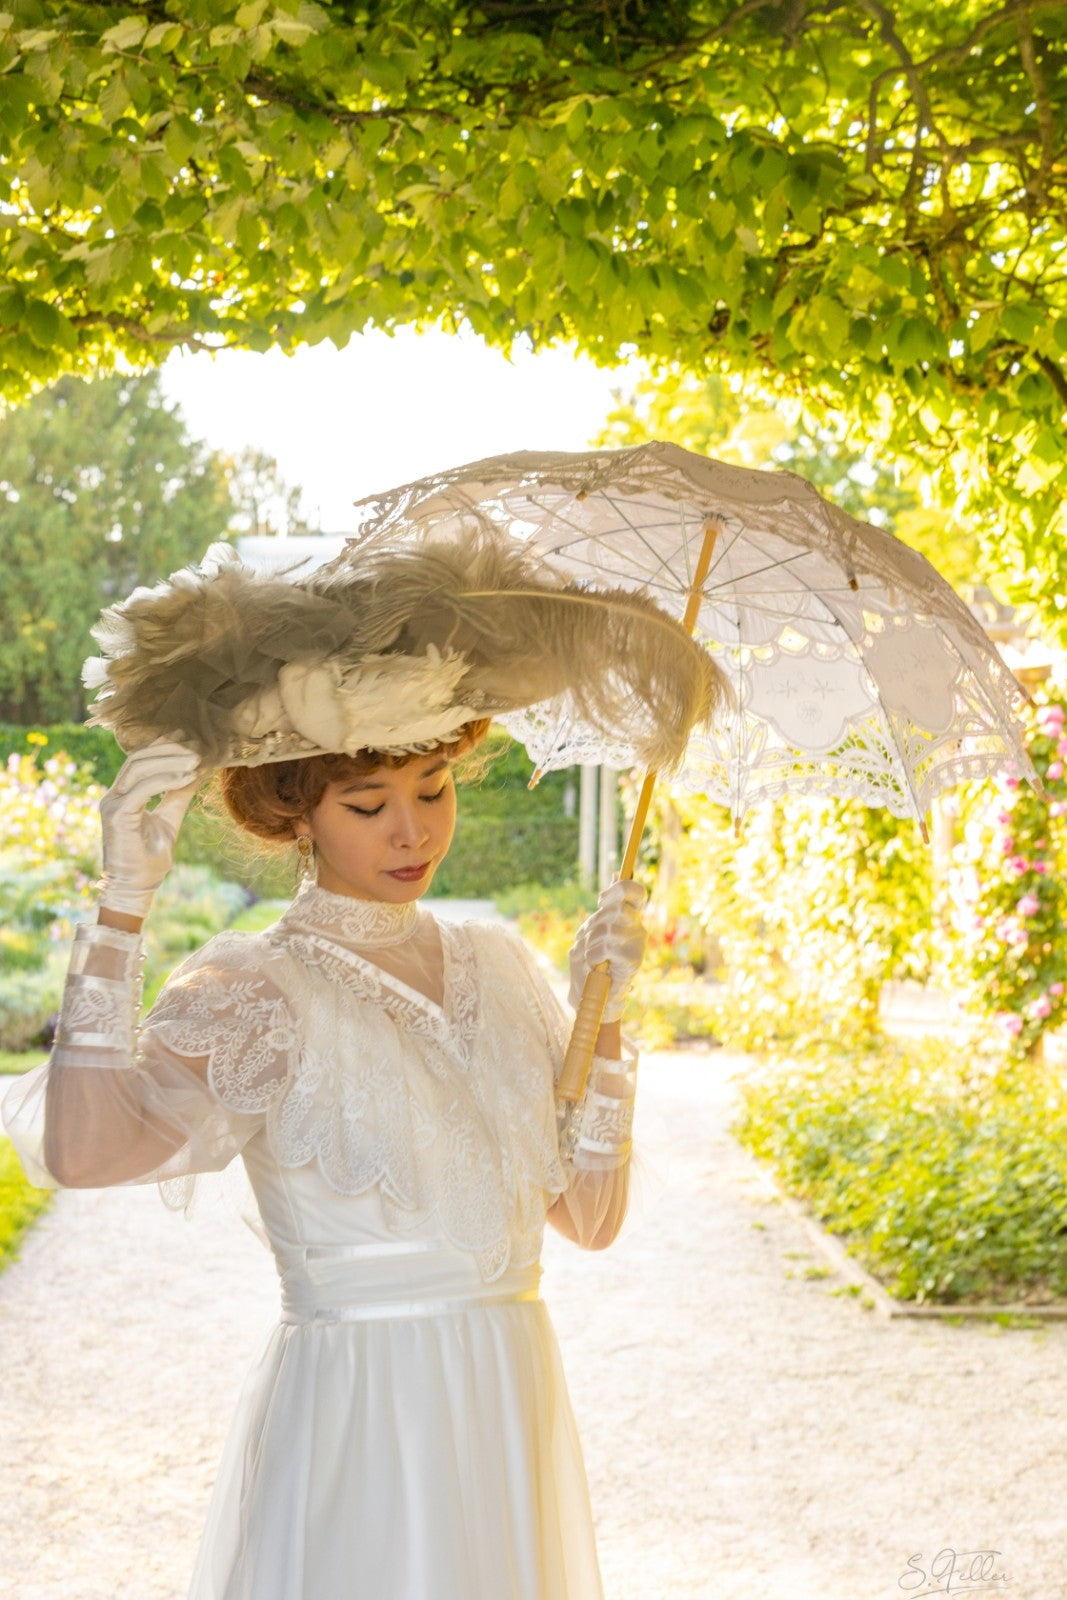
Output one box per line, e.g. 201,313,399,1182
3,884,637,1600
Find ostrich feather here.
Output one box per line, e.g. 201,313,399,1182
84,533,725,770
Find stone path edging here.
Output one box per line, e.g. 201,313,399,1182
746,1152,1067,1321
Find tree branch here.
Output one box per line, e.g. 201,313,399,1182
69,311,209,348
1016,4,1056,184
1035,352,1067,410
242,73,460,127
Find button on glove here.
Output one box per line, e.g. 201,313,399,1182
98,741,202,918
568,879,649,1024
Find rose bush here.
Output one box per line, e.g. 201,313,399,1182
941,695,1067,1059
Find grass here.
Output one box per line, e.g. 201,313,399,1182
0,1048,46,1076
0,1136,51,1269
228,898,291,934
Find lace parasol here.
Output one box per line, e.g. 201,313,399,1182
346,440,1032,826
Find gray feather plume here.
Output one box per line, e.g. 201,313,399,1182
85,532,725,771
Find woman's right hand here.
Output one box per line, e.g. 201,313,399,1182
98,741,202,919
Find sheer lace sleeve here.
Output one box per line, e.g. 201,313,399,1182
1,921,299,1191
500,926,637,1251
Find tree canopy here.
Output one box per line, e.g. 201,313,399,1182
0,371,232,722
1,3,1065,607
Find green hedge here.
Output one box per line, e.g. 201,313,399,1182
1,724,582,898
0,951,68,1053
735,1039,1067,1305
0,722,126,784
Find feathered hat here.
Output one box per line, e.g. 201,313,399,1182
83,528,726,771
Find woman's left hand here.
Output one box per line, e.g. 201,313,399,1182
568,879,648,1023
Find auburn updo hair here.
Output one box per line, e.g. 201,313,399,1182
213,718,493,847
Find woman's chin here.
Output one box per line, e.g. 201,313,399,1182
379,872,434,901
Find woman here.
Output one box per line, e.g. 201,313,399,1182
10,729,645,1599
4,531,719,1598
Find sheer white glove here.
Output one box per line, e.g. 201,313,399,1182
98,741,202,918
568,879,649,1024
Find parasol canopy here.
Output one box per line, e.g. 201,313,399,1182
347,440,1033,828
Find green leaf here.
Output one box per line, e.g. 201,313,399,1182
675,270,708,315
271,5,329,47
1001,304,1042,345
565,99,589,142
969,309,998,353
876,255,911,291
98,73,131,125
163,114,199,166
792,293,850,356
236,208,261,255
143,22,182,51
100,16,148,53
16,28,60,50
138,154,171,202
23,299,78,353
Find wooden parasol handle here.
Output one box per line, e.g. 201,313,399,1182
557,518,722,1103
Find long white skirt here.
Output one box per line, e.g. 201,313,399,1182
187,1272,604,1600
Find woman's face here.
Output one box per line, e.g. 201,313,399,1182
297,753,457,903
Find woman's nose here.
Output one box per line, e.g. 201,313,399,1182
392,804,430,847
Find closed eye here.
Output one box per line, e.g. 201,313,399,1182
343,786,449,819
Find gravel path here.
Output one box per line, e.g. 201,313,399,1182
3,1048,1065,1600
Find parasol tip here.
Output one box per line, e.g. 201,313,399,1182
528,767,544,790
919,817,930,845
733,815,743,840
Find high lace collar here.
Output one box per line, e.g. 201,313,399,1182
281,881,420,948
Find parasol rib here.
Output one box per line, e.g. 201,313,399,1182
557,517,724,1103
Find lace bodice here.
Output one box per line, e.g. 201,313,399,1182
2,891,636,1280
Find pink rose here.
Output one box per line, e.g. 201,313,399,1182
1051,801,1067,819
1000,836,1015,855
1008,855,1029,876
1029,995,1054,1020
1048,761,1064,780
1002,775,1021,791
998,1013,1025,1036
1057,738,1067,758
1017,893,1041,917
1051,982,1065,996
1039,704,1065,727
1034,859,1048,874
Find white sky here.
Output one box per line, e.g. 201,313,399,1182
159,327,644,531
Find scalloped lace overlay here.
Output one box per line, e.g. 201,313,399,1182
151,887,574,1281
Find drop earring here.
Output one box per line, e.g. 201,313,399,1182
296,833,315,883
